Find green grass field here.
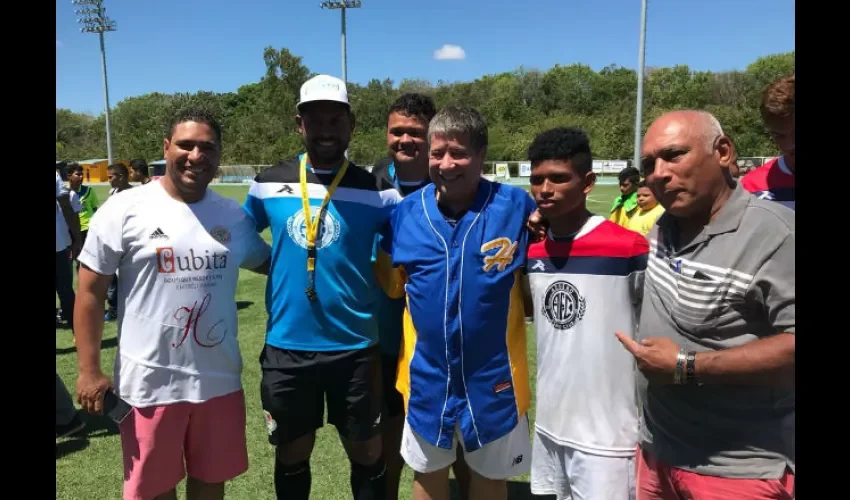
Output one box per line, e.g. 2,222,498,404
56,182,621,500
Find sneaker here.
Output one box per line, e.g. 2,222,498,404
56,413,86,439
104,309,117,321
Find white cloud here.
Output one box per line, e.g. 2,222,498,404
56,40,63,48
434,44,466,61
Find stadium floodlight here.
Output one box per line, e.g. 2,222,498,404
632,0,648,172
320,0,362,83
72,0,116,165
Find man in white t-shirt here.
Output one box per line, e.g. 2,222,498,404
74,108,272,500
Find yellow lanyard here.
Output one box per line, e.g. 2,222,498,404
300,154,349,299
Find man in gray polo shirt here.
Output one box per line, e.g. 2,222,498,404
617,110,795,499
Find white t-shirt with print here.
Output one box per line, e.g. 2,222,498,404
78,181,271,408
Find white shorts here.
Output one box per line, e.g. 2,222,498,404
401,415,532,480
531,431,635,500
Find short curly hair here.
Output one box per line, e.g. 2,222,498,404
388,93,437,126
527,127,593,175
167,107,222,145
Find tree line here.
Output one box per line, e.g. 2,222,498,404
56,48,794,166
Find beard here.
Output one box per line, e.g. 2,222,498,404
305,136,348,167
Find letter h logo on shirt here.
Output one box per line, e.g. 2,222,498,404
481,237,518,272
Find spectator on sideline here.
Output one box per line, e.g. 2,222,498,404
609,166,640,228
525,127,648,500
628,180,665,236
107,163,133,195
56,171,82,330
129,158,152,185
741,74,795,210
243,74,401,500
619,110,795,499
57,170,85,439
104,163,134,321
378,107,535,500
74,108,272,500
371,92,475,500
57,373,85,439
68,162,100,272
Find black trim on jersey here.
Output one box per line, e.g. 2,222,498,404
371,156,395,191
255,157,383,192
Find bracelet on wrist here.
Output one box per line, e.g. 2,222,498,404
673,348,687,384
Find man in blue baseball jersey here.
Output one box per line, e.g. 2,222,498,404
372,92,450,500
378,106,535,500
243,74,402,500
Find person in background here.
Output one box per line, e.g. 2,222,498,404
57,169,85,438
741,74,795,210
609,166,640,228
104,163,133,321
628,180,665,236
108,163,133,195
129,158,152,185
56,171,82,330
68,163,100,272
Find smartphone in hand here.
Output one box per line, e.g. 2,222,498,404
103,390,133,424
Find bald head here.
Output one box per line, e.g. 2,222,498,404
645,110,724,155
641,110,735,220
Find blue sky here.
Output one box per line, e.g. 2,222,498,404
56,0,795,115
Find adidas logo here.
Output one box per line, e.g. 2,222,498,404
149,228,168,239
277,185,294,194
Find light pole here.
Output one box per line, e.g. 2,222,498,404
633,0,648,171
73,0,116,165
320,1,362,83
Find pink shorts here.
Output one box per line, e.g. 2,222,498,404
636,445,794,500
119,390,248,500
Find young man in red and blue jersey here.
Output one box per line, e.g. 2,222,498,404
741,74,794,210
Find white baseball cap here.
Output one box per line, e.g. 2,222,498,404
297,74,349,110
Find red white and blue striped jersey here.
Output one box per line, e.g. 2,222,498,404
528,216,649,457
740,156,795,211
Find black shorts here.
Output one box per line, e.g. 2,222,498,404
260,344,384,445
381,354,405,419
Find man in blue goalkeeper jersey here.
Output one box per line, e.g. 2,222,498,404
379,106,536,500
243,74,401,500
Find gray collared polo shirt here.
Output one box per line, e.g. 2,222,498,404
637,182,795,479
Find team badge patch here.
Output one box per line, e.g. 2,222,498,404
263,410,277,435
287,207,341,250
542,280,586,330
210,226,231,244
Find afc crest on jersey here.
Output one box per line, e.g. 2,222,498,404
287,207,342,250
542,280,587,330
